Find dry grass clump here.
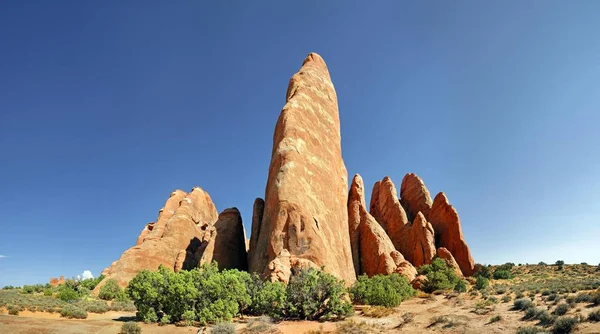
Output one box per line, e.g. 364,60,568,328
361,306,395,318
335,320,383,334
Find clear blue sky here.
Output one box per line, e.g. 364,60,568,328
1,1,599,287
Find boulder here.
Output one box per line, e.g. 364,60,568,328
248,53,356,284
435,247,463,277
429,192,475,276
400,173,433,221
93,187,219,294
411,275,427,290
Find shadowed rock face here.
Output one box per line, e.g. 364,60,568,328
248,53,356,284
429,192,475,276
349,174,417,281
93,187,248,294
408,212,436,268
198,208,248,271
247,198,265,263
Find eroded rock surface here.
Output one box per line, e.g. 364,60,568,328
408,212,436,268
93,187,219,293
429,192,475,276
400,173,433,221
248,53,355,284
435,247,463,277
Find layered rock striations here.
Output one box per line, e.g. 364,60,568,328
94,187,247,293
247,53,355,284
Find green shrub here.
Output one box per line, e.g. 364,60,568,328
159,314,171,326
120,321,142,334
285,267,352,320
98,279,122,301
7,305,20,315
493,269,512,280
60,304,88,319
142,307,158,323
454,280,467,293
475,276,489,290
182,310,195,326
474,264,492,279
245,273,286,318
553,303,569,316
211,322,236,334
350,273,415,307
587,309,600,322
43,288,53,296
514,298,534,311
552,316,577,333
57,286,79,302
418,258,460,293
80,275,104,291
502,295,511,303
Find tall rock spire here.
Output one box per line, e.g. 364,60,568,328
247,53,356,284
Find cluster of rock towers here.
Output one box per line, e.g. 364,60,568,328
93,53,474,293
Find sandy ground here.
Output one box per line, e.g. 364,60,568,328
1,294,600,333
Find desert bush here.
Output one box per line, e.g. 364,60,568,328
7,305,21,315
78,300,109,313
517,326,545,334
489,315,502,323
502,295,511,303
418,259,460,293
245,273,286,318
57,285,79,302
110,300,137,312
159,314,171,326
514,298,535,311
454,280,467,293
587,309,600,322
493,269,512,280
120,321,142,334
79,275,104,291
21,284,45,294
60,304,88,319
475,276,489,290
361,306,395,318
474,263,492,279
516,291,525,299
285,267,352,320
241,316,279,334
350,273,415,307
547,293,558,301
98,279,122,301
182,310,195,326
552,316,578,333
335,320,382,333
211,322,236,334
553,303,569,316
495,285,508,294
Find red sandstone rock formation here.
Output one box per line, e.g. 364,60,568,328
429,193,475,276
247,53,355,284
94,187,247,293
370,177,435,267
348,174,417,281
49,276,65,287
400,173,433,221
409,212,436,268
435,247,463,277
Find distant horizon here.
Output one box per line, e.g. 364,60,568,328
2,1,600,287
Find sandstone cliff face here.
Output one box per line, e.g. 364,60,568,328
429,192,475,276
349,174,417,281
94,187,248,294
248,53,355,284
400,173,433,222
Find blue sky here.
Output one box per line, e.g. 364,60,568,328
1,1,599,287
